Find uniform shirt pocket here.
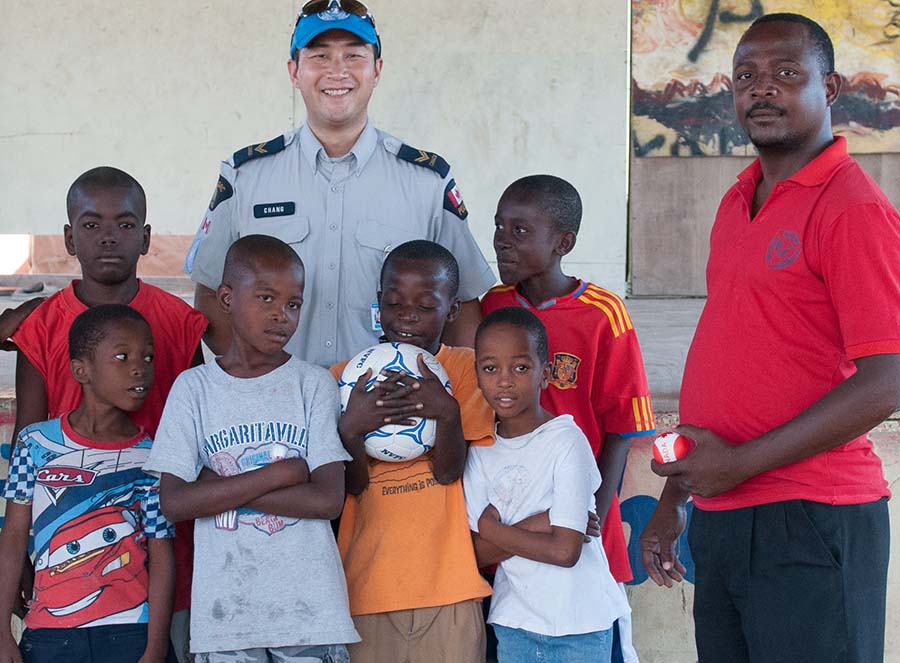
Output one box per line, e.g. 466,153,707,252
251,215,310,246
355,219,421,258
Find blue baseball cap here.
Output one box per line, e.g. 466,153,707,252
290,1,381,58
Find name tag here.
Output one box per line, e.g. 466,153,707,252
253,202,296,219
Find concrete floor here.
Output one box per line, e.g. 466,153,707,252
0,286,704,413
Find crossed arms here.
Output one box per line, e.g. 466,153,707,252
159,458,346,523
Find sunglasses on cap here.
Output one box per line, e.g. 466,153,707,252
299,0,373,20
293,0,381,58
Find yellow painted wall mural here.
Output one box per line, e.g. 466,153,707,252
632,0,900,156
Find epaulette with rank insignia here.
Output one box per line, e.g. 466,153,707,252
396,144,451,179
232,135,286,168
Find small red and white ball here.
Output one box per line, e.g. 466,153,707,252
652,432,693,464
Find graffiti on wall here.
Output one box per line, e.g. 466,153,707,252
632,0,900,156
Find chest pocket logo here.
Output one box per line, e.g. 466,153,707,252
766,229,802,270
550,352,581,390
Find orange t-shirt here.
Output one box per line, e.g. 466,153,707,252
331,345,494,615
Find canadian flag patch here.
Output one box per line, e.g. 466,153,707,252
443,179,468,220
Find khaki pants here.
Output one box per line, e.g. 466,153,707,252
349,599,485,663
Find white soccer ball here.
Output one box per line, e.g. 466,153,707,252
339,342,452,462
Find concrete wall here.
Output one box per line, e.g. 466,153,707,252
0,0,630,293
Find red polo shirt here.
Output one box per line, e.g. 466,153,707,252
681,137,900,511
482,280,655,582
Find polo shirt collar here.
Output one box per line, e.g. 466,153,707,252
299,120,377,175
735,136,850,188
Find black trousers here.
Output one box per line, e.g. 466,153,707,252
689,498,889,663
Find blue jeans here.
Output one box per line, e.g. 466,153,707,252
20,623,176,663
493,624,613,663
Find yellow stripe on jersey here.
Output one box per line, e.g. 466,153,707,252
582,285,634,333
485,284,515,296
632,397,645,432
640,396,655,431
578,295,621,337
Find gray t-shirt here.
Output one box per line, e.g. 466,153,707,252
144,357,357,653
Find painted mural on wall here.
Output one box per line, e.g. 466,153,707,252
632,0,900,156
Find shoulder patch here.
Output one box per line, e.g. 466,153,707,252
232,135,286,168
443,178,468,220
208,175,234,211
396,144,451,179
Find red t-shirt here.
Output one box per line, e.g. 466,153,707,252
12,280,207,611
681,137,899,511
482,281,655,583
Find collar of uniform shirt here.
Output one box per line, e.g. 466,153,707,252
299,120,378,176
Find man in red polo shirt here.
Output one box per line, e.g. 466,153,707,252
639,13,900,663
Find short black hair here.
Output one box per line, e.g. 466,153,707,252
503,175,582,235
66,167,147,222
749,13,835,74
380,240,460,298
221,234,305,286
475,306,549,364
69,304,150,361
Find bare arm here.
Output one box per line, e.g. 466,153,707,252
472,509,602,568
222,462,346,520
339,431,371,496
429,404,466,484
594,433,631,527
472,510,554,567
376,356,467,484
9,352,46,617
141,538,175,663
638,478,689,587
477,505,584,568
193,283,231,356
471,532,510,569
0,503,31,663
441,299,481,349
0,297,45,351
159,458,308,522
12,352,48,446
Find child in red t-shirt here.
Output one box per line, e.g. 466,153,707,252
5,167,206,660
481,175,656,662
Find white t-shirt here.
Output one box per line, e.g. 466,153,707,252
464,415,629,636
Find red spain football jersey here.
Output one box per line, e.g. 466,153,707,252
482,280,655,582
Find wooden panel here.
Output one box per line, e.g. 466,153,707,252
630,153,900,296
